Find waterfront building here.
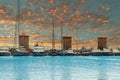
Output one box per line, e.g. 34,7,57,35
63,36,72,50
97,37,107,50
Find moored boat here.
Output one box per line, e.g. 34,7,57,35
49,49,58,56
81,47,90,56
102,47,112,56
91,49,103,56
0,48,11,56
12,46,29,56
32,42,45,56
64,48,75,56
59,49,65,56
112,48,120,56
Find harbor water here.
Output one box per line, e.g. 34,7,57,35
0,56,120,80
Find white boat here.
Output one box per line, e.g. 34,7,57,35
81,47,90,56
12,46,29,56
102,48,112,56
64,49,74,55
0,48,11,56
91,47,112,56
59,49,65,56
91,49,103,56
33,42,45,56
49,49,58,56
112,49,120,56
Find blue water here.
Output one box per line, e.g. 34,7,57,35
0,56,120,80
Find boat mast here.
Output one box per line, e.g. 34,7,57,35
76,26,78,50
14,9,17,48
14,0,20,48
17,0,20,48
61,21,63,50
52,15,55,49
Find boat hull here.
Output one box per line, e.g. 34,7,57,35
114,52,120,56
64,53,76,56
91,52,103,56
49,52,58,56
12,51,29,56
81,52,90,56
92,52,113,56
102,52,113,56
33,52,45,56
0,52,11,56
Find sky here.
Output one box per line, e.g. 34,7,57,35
0,0,120,49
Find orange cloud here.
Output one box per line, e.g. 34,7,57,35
102,18,109,24
0,36,14,47
48,7,59,15
49,0,54,4
28,0,40,6
0,19,16,24
63,4,69,13
71,38,98,49
88,14,95,21
0,8,6,14
0,26,11,31
39,6,45,11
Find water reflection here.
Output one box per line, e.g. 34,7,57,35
58,57,72,80
48,57,56,80
0,57,15,80
12,57,29,80
48,56,72,80
96,57,109,80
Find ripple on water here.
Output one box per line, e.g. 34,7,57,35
0,56,120,80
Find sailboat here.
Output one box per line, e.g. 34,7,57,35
58,21,65,56
12,0,29,56
48,16,58,56
12,46,29,56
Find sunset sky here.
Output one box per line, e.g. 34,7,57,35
0,0,120,49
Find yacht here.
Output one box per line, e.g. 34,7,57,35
59,49,66,56
49,49,58,56
91,49,103,56
32,42,45,56
112,48,120,56
0,48,11,56
64,48,74,56
81,47,90,56
102,47,112,56
12,46,29,56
